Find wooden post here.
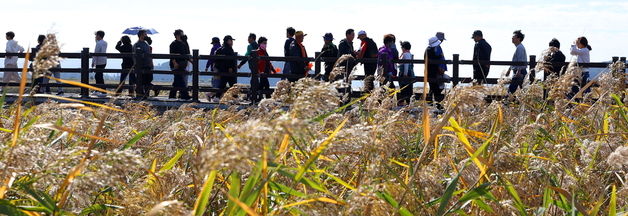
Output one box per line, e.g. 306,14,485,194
528,55,536,86
80,48,90,98
30,48,37,60
314,52,321,78
452,54,459,86
192,49,200,101
612,56,619,63
529,55,536,70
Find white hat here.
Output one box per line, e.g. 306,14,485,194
428,36,441,47
358,30,367,36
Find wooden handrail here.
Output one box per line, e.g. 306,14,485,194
1,47,624,102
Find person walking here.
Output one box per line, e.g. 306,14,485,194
434,32,448,78
92,30,108,96
205,37,222,101
377,34,397,89
547,38,566,75
320,33,338,81
506,30,527,94
133,30,153,100
569,36,592,99
538,38,566,99
238,33,260,102
336,29,357,81
472,30,492,85
338,29,356,57
288,31,309,82
168,29,191,100
425,36,447,109
205,37,221,72
357,30,378,87
283,27,296,76
32,35,64,95
215,35,237,98
250,36,274,102
4,31,24,88
32,34,51,94
115,35,135,96
357,31,378,75
398,41,415,105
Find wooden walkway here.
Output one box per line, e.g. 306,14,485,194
2,93,241,110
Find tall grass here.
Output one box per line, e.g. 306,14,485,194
0,36,626,215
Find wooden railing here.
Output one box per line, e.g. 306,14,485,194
0,48,625,102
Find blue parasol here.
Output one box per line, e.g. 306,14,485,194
122,27,159,35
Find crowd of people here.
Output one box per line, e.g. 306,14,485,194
2,28,594,105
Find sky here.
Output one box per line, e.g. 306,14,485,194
3,0,628,77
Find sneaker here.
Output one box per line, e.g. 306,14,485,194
56,91,64,96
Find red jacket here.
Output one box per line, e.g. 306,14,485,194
257,49,274,74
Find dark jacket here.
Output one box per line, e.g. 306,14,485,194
548,49,566,74
116,42,134,69
425,46,445,80
284,37,295,57
215,44,237,73
391,47,399,60
473,39,492,75
289,41,308,75
338,39,355,57
169,40,189,70
359,37,378,60
321,43,339,73
133,41,152,69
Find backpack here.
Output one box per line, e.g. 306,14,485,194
399,54,414,77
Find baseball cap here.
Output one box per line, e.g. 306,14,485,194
211,37,220,44
358,30,367,36
223,35,235,41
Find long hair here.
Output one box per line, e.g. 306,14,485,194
577,37,592,50
121,36,131,45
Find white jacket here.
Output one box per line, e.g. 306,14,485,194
5,40,24,65
92,39,108,66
